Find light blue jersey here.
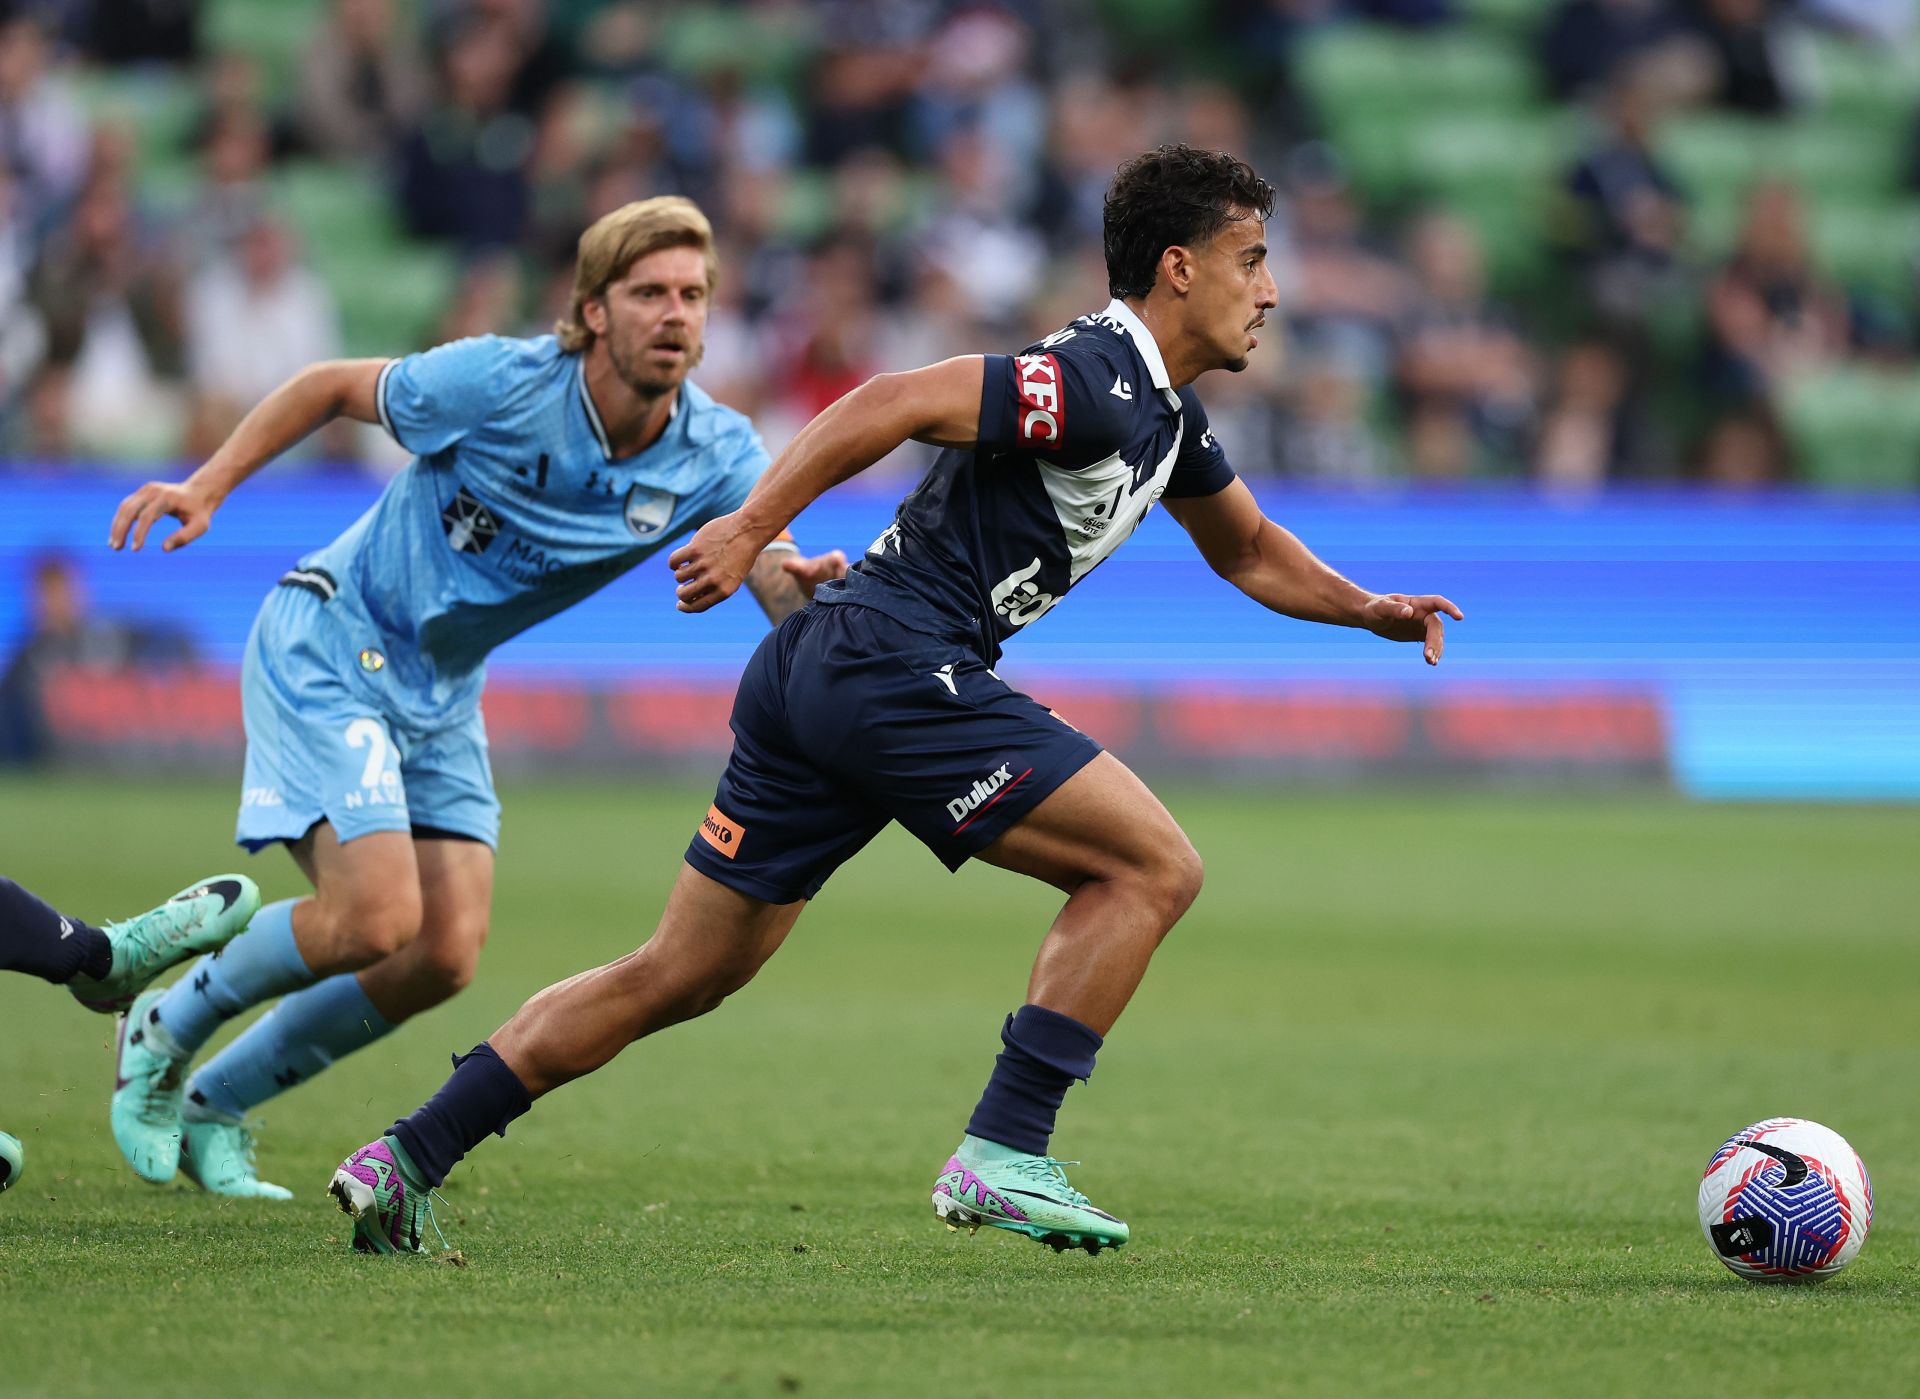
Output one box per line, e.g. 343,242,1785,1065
236,334,768,850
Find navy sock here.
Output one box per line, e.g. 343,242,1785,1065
389,1042,531,1187
0,876,111,984
965,1004,1103,1156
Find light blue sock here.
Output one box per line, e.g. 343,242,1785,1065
187,973,395,1120
154,898,312,1056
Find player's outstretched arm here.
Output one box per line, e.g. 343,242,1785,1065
670,357,986,612
109,359,388,552
1164,479,1463,665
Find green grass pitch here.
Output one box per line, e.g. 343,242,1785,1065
1,775,1916,1397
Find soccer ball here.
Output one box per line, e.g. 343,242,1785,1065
0,1131,21,1193
1698,1117,1872,1281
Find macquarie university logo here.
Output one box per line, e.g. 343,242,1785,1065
1013,353,1063,449
441,487,501,554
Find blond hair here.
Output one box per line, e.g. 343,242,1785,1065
554,197,718,354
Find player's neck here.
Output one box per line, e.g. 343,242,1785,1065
583,353,677,458
1121,296,1203,390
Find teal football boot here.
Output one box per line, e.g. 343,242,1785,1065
932,1135,1130,1254
181,1114,293,1200
69,875,261,1014
328,1135,446,1255
111,988,190,1183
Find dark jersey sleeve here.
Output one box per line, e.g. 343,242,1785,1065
1164,388,1237,498
976,344,1136,470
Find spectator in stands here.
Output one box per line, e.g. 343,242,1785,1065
1536,341,1633,486
395,12,536,249
1276,349,1386,483
178,97,275,268
1700,180,1848,482
1279,147,1409,394
0,9,90,240
1540,0,1689,102
1394,211,1537,478
0,164,48,448
29,155,185,462
75,0,197,66
297,0,426,161
1562,59,1690,330
0,553,196,763
184,214,341,460
1683,0,1797,114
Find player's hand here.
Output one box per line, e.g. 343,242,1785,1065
1361,593,1464,665
108,479,219,552
783,548,848,592
670,512,767,612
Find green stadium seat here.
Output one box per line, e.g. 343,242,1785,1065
1804,33,1920,127
272,162,399,252
69,68,199,174
1781,365,1920,489
329,244,462,358
202,0,330,90
1660,114,1903,205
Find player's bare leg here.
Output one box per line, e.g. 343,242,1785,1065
932,752,1202,1253
116,826,428,1187
330,865,803,1252
172,838,493,1199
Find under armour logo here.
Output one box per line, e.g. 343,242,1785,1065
1109,375,1133,400
193,969,212,995
932,664,958,696
273,1067,304,1089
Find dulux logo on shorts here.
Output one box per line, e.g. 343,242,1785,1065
947,764,1014,823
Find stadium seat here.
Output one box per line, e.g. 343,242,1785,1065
202,0,330,91
327,244,461,357
1782,365,1920,489
1804,33,1920,127
1660,114,1903,205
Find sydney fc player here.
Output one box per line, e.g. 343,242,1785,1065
330,147,1461,1255
104,198,845,1199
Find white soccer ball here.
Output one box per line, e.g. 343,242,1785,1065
1698,1117,1872,1282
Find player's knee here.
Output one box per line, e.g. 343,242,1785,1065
417,930,485,1000
338,887,424,962
1140,837,1204,930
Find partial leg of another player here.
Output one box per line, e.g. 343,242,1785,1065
330,864,803,1253
929,751,1202,1253
0,874,260,1011
171,837,494,1199
113,825,423,1188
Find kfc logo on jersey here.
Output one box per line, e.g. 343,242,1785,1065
1014,354,1064,449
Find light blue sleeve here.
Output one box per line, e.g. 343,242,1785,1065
375,336,520,455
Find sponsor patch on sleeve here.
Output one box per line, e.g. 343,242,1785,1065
1013,353,1064,450
698,803,743,858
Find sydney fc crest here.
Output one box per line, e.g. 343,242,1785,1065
623,484,677,540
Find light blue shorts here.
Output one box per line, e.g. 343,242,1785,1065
234,583,500,852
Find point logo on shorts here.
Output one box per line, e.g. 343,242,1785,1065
698,803,743,859
1014,353,1063,449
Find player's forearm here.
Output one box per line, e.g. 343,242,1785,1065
1226,520,1374,627
188,362,361,503
745,552,810,625
734,374,932,544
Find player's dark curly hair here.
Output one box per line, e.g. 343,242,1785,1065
1103,145,1275,300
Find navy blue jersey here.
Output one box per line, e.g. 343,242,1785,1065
815,300,1236,664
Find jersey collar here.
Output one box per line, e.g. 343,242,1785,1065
1100,299,1179,407
576,359,681,463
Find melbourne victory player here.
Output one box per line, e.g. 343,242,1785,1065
330,147,1461,1255
0,874,258,1012
103,198,845,1199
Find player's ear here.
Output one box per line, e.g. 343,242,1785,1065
1161,245,1195,296
582,295,609,337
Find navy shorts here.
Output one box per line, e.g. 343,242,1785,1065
684,604,1103,903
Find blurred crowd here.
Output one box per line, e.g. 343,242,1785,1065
0,0,1917,485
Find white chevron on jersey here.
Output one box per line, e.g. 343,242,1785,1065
1038,423,1184,588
